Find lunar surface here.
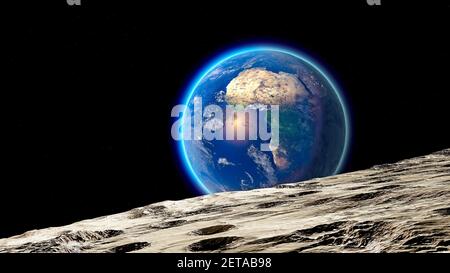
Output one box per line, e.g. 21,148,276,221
1,149,449,253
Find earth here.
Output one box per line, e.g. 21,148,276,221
181,47,348,193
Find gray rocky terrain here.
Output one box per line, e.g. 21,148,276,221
0,149,449,253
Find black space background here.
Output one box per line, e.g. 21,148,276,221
2,1,449,238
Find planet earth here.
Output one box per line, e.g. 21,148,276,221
180,47,349,194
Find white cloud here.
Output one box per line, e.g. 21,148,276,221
247,145,277,185
218,157,235,166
